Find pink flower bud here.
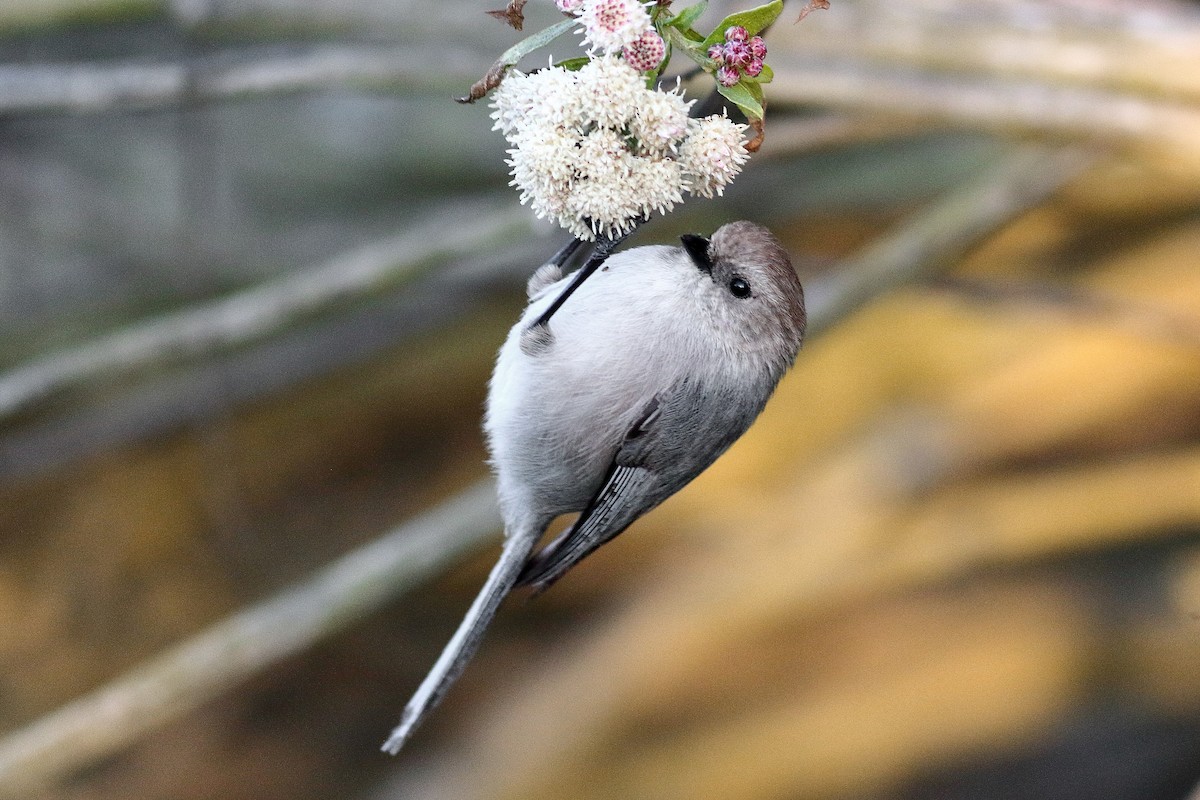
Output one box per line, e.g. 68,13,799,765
716,64,741,87
745,57,763,77
623,29,666,72
723,40,751,68
707,44,726,65
749,36,767,59
725,25,748,43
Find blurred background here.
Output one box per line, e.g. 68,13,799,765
1,0,1199,798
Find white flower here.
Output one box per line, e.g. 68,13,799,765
678,115,749,198
567,165,640,239
564,152,685,240
491,65,582,135
574,55,645,130
490,70,536,135
627,156,684,217
578,0,652,53
507,121,578,220
556,0,585,12
629,87,692,155
575,127,627,178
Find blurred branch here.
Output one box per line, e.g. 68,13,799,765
804,144,1095,337
1,0,1197,167
0,0,159,31
767,58,1200,165
753,112,923,158
762,0,1200,163
776,0,1200,102
0,479,502,799
0,201,530,421
0,142,1090,797
928,276,1200,351
0,115,905,480
0,44,486,116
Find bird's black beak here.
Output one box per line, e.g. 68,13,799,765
680,234,713,275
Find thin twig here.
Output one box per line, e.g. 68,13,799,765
0,480,501,799
0,201,530,421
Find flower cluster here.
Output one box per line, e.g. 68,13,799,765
678,115,752,198
492,55,748,240
707,25,767,87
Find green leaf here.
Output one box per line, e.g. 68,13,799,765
458,16,579,102
497,16,580,66
555,56,590,71
701,0,783,48
741,75,764,106
716,80,764,120
668,0,708,31
756,63,774,84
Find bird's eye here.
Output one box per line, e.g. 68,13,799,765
729,276,752,298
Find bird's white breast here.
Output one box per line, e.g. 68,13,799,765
485,246,759,523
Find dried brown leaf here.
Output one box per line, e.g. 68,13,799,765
456,60,509,104
486,0,528,30
746,116,766,152
796,0,830,23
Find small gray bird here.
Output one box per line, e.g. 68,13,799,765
382,221,805,753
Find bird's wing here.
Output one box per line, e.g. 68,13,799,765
516,462,656,594
517,376,766,593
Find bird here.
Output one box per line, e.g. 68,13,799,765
382,220,806,753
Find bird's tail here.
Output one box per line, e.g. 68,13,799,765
381,523,541,754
